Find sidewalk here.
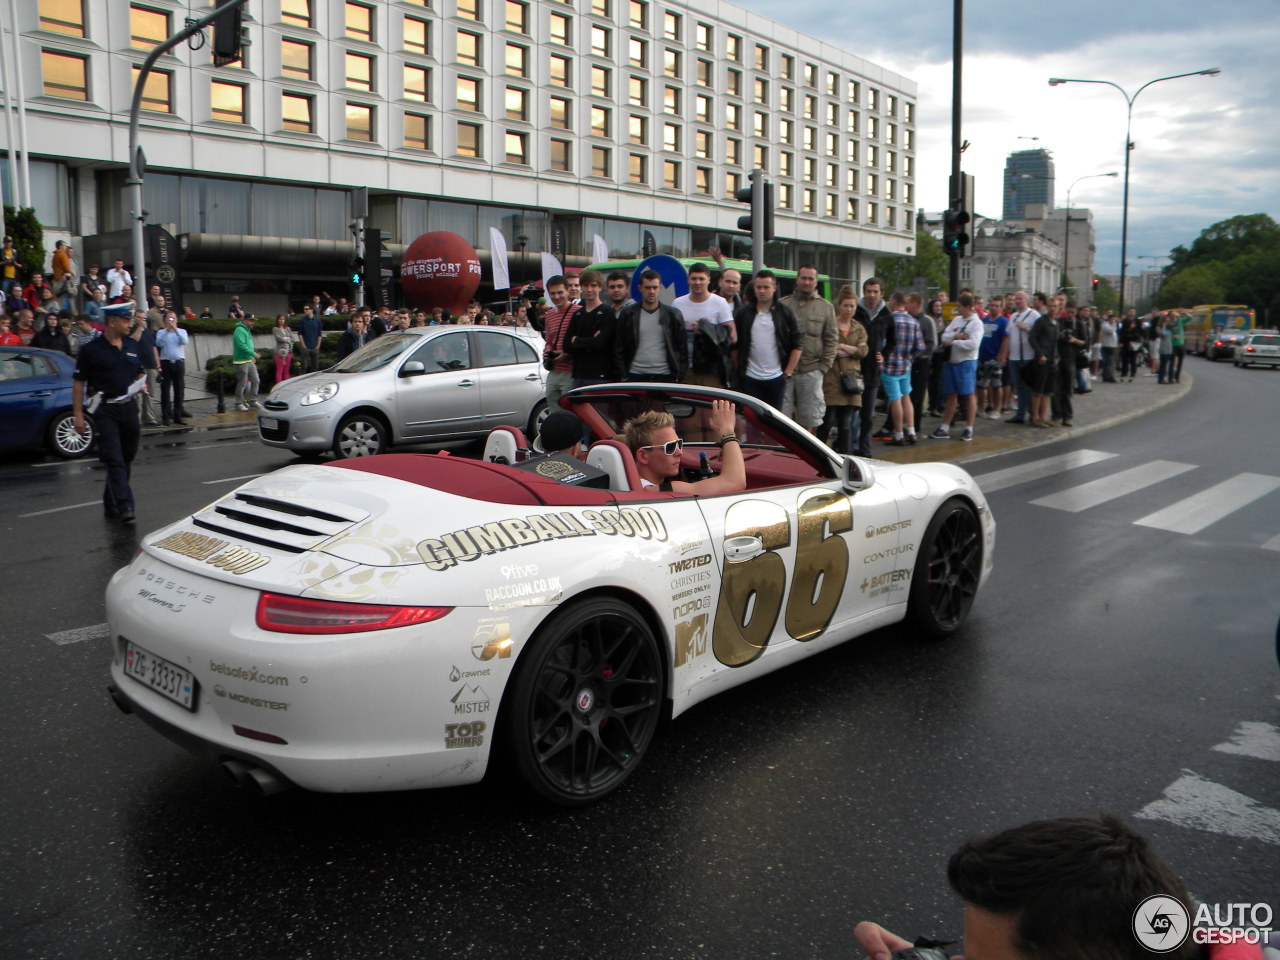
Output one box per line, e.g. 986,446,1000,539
870,370,1192,467
139,395,260,436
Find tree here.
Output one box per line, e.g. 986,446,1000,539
874,230,947,297
1155,262,1226,309
3,206,44,281
1092,277,1118,313
1166,213,1279,275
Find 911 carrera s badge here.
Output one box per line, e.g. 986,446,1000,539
152,531,271,575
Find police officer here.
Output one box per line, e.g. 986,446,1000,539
73,312,145,523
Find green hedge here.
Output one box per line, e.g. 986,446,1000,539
203,333,343,393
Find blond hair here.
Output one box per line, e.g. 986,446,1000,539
621,410,674,452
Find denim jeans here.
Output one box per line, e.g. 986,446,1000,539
819,404,859,454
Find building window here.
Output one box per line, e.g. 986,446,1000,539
847,169,857,191
886,178,897,200
779,118,793,144
549,12,571,45
827,102,839,126
905,129,914,150
826,162,838,187
802,157,815,182
906,156,914,177
866,144,877,167
628,114,646,145
847,110,859,133
825,193,837,217
549,54,570,87
346,52,374,91
752,43,768,71
694,129,711,159
867,87,879,110
404,112,431,149
725,137,741,165
695,166,711,195
505,0,528,32
591,0,609,15
826,132,839,155
663,48,680,78
826,71,838,95
550,137,572,171
628,75,647,106
346,103,374,141
663,85,680,115
695,58,712,86
780,53,794,80
885,205,895,227
591,146,611,177
905,184,913,204
133,66,172,113
779,86,793,112
39,0,85,36
801,189,815,213
456,0,479,20
130,5,169,50
905,102,915,123
887,122,897,144
662,122,680,151
281,0,311,28
281,39,313,80
628,37,647,67
456,76,481,111
663,10,681,40
695,22,711,51
505,42,527,77
549,96,571,129
847,79,860,103
886,94,897,116
726,68,741,96
591,65,611,96
663,160,680,190
803,62,816,86
456,121,482,156
846,198,857,221
754,78,768,105
695,94,711,122
281,93,313,132
725,102,741,130
802,125,815,150
778,151,791,176
847,140,859,163
726,171,741,196
505,131,528,164
629,0,646,28
777,183,792,208
404,64,429,101
42,50,88,100
210,80,246,123
753,144,767,169
591,25,610,57
457,29,481,65
345,2,374,42
404,17,429,54
505,86,528,120
987,260,997,283
590,105,611,137
802,94,816,119
753,111,768,137
725,33,741,61
1007,262,1018,281
866,201,877,223
866,173,878,195
960,259,971,281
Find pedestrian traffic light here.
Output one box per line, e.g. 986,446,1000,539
1092,277,1100,291
735,171,776,242
942,203,971,257
362,228,393,308
349,256,364,286
211,0,247,67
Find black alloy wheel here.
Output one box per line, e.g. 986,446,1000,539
907,499,983,638
506,598,664,805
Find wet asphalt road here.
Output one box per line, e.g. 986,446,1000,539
1,357,1277,959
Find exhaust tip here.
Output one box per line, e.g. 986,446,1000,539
221,758,292,796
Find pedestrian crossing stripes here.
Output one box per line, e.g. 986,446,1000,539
1030,460,1197,513
1134,474,1280,534
969,449,1118,493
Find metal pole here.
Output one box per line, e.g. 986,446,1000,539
750,169,764,277
353,219,365,308
948,0,963,301
1117,102,1132,317
128,0,248,315
6,0,29,207
0,13,18,216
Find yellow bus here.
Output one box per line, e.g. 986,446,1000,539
1183,304,1255,357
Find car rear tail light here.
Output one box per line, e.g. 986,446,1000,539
233,725,289,744
256,593,452,634
1246,346,1255,352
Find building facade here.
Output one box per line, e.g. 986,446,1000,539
924,211,1063,303
1010,202,1097,304
5,0,917,314
1002,148,1054,221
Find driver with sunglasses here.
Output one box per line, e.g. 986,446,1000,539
621,398,746,495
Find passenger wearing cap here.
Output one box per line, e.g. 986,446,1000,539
513,411,608,488
621,398,745,495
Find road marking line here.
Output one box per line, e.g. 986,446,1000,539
1260,532,1280,552
1135,769,1280,847
1030,460,1196,513
185,440,258,451
19,500,102,518
1212,721,1280,763
202,473,263,485
1133,473,1280,534
970,449,1118,493
46,623,110,645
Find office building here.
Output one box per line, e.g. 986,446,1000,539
1002,148,1054,221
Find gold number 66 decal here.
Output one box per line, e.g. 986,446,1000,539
711,491,853,667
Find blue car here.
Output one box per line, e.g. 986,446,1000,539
0,345,95,458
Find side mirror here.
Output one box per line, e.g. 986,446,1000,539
400,360,426,377
841,455,875,493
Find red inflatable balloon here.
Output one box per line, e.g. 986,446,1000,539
399,232,482,313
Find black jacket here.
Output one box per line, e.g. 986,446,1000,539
854,298,895,387
613,302,687,379
335,330,365,360
733,300,802,379
565,303,618,380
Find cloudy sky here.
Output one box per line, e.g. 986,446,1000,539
737,0,1280,277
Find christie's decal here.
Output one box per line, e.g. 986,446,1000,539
417,508,667,571
153,531,271,575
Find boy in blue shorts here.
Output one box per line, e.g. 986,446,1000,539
879,291,925,445
931,293,985,441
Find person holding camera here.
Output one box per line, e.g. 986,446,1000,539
853,813,1263,960
540,275,580,411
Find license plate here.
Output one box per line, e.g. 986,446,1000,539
124,640,197,711
260,417,279,431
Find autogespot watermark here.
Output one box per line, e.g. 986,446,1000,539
1133,896,1274,952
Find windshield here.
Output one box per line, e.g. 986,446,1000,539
332,333,418,372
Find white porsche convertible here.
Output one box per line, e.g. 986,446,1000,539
107,384,994,804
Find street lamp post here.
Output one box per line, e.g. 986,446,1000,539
1048,69,1220,317
1062,171,1118,301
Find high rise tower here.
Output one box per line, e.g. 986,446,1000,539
1003,149,1056,220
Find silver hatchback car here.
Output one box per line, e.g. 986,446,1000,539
258,325,548,458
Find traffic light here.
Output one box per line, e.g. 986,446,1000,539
1092,277,1100,291
942,203,971,257
735,171,775,242
211,0,246,67
349,256,365,286
362,228,392,308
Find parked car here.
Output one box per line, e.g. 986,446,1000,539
1233,332,1280,368
0,345,94,458
107,382,994,804
257,325,548,458
1206,330,1250,360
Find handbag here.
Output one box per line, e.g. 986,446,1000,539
840,372,864,395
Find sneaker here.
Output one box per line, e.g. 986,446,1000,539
987,410,1001,420
886,437,907,447
960,427,973,442
872,430,894,441
1062,419,1074,427
236,403,249,411
1005,417,1026,424
929,427,950,440
905,433,918,445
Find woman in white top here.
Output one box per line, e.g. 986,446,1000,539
1098,315,1119,383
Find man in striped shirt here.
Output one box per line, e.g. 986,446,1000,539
879,291,926,446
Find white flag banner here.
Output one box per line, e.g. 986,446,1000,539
541,252,562,292
592,234,610,266
489,227,510,291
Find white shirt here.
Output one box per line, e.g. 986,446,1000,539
746,312,782,380
1006,309,1039,361
155,327,189,362
942,314,984,364
672,293,733,370
106,266,132,298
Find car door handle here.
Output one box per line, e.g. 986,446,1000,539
525,373,541,381
456,378,476,388
724,535,763,561
30,390,54,397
